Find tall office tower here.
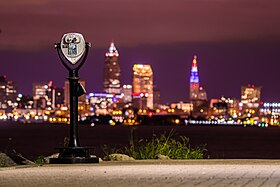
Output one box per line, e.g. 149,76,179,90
241,84,261,117
0,75,17,112
64,80,86,107
132,64,153,110
103,42,121,94
189,55,200,101
189,55,208,101
189,56,208,117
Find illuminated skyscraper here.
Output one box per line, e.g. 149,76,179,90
189,55,207,101
189,55,200,101
240,84,261,117
103,42,121,94
132,64,153,109
189,55,208,117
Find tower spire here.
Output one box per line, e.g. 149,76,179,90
106,41,119,57
192,55,198,67
190,55,200,84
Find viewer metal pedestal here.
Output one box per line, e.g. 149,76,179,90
50,33,98,164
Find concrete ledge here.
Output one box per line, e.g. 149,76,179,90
86,159,280,166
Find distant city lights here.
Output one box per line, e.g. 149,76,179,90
0,46,280,128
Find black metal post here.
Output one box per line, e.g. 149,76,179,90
68,69,80,148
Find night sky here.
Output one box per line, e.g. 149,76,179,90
1,0,280,103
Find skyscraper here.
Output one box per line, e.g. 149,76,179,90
132,64,153,109
241,84,261,117
189,55,208,117
103,42,121,94
189,55,200,101
189,55,207,101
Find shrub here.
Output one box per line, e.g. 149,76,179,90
34,156,48,166
126,131,206,159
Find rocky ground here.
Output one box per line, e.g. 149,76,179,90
0,151,35,167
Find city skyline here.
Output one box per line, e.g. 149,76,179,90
1,1,280,103
1,42,280,103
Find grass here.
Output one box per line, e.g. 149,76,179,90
102,129,206,160
126,130,206,159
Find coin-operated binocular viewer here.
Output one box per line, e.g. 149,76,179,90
50,33,98,164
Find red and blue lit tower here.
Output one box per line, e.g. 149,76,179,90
189,55,200,101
